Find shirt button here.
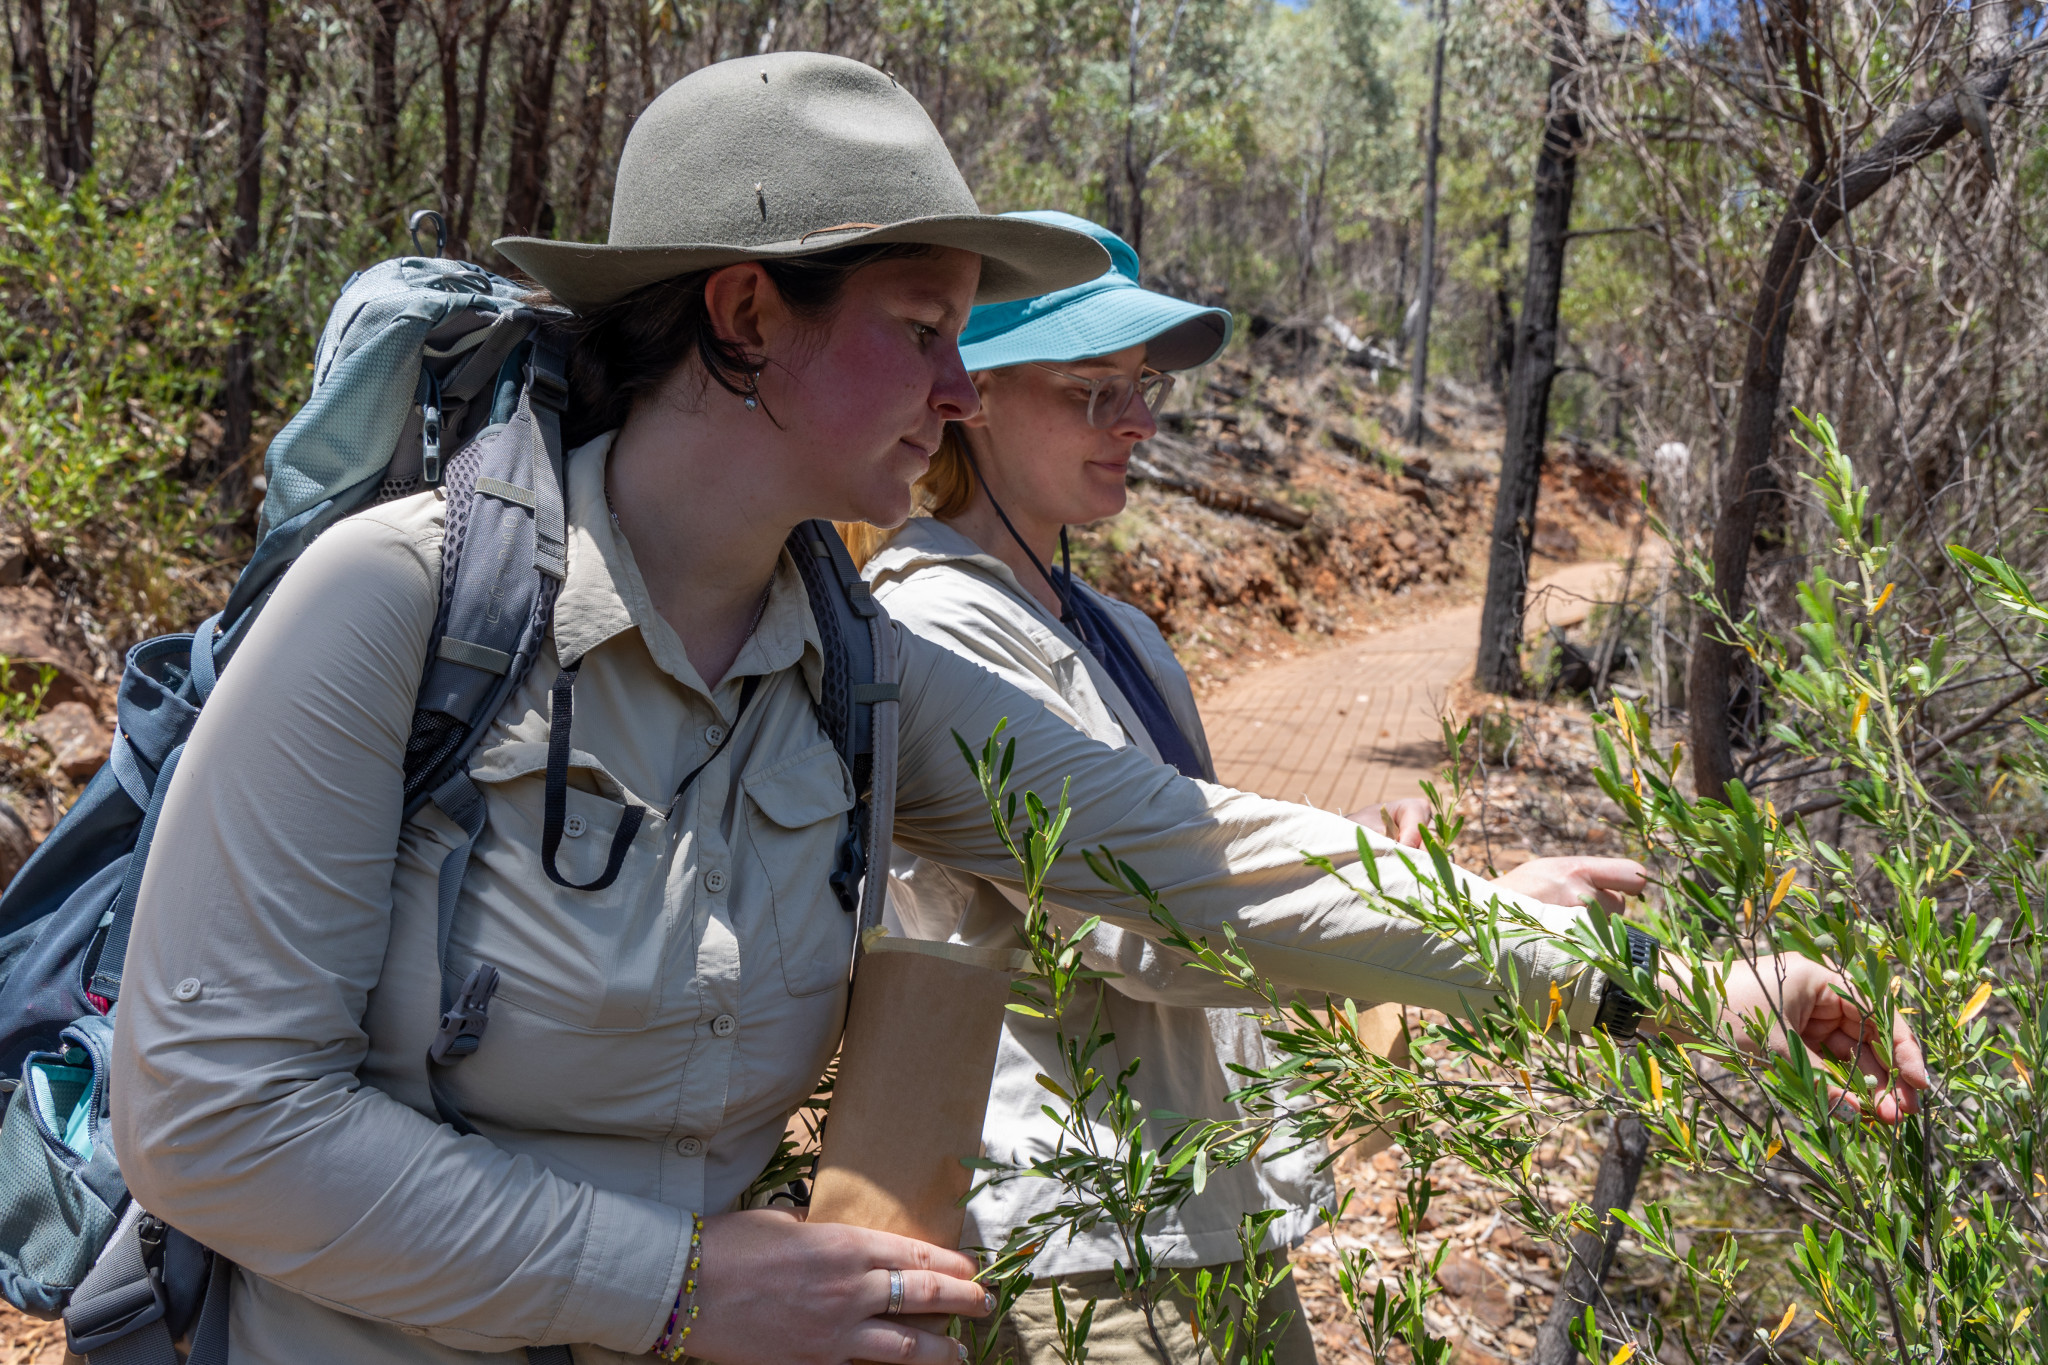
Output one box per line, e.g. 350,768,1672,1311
563,814,587,838
676,1136,706,1158
703,868,728,893
711,1013,737,1038
172,978,203,1003
704,724,727,747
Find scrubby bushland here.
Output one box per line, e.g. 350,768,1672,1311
965,425,2047,1363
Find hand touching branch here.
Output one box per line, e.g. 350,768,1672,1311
1492,855,1650,913
1483,857,1929,1124
1347,796,1432,847
1646,954,1931,1125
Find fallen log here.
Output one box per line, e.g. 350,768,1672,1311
1127,455,1311,530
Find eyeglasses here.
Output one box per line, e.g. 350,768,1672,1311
1031,364,1176,430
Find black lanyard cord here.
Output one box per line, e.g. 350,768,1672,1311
541,665,764,891
960,444,1085,638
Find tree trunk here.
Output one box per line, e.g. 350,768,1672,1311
1533,1112,1649,1365
1686,54,2028,798
432,0,463,245
1474,0,1584,695
15,0,97,186
1489,213,1514,398
369,0,403,182
218,0,269,488
497,0,575,246
1403,0,1446,444
1121,0,1146,258
567,0,610,238
458,0,509,252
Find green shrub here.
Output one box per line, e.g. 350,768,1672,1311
969,414,2048,1363
0,170,244,644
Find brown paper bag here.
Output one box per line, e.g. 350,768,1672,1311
805,938,1026,1347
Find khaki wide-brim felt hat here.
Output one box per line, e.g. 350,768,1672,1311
495,52,1109,313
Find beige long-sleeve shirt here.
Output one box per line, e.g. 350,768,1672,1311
111,434,1608,1363
869,517,1336,1276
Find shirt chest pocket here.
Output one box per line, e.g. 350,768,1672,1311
455,741,672,1031
741,741,856,998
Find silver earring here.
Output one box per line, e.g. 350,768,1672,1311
744,372,760,411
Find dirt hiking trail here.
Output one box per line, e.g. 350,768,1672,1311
1201,560,1626,814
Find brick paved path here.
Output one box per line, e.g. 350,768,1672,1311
1202,561,1625,814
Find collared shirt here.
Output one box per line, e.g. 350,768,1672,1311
869,516,1336,1277
113,436,1608,1362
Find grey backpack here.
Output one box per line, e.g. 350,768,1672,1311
0,253,900,1362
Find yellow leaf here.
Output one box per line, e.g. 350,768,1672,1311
1952,1214,1969,1236
1765,799,1777,829
1769,867,1797,911
1741,897,1754,928
1871,583,1894,614
1852,693,1870,733
2015,1305,2033,1331
1614,699,1639,757
1632,768,1644,798
1990,772,2010,802
1764,1138,1782,1162
1959,981,1994,1026
1648,1054,1664,1110
1608,1344,1637,1365
1546,983,1564,1030
2015,1055,2033,1087
1772,1304,1798,1341
1518,1068,1534,1102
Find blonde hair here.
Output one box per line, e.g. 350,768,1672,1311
836,421,978,567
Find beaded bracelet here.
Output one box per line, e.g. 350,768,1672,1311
654,1213,705,1362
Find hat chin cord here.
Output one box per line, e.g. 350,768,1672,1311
959,444,1093,646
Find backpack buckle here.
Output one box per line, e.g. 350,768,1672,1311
430,962,500,1064
64,1247,168,1354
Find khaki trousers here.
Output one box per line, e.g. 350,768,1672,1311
975,1256,1319,1365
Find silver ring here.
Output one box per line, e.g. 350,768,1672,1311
887,1268,905,1316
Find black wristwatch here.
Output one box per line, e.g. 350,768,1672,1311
1593,926,1660,1039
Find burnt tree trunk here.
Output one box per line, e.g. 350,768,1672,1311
567,0,610,238
459,0,510,251
369,0,404,183
1686,54,2028,799
1489,213,1514,398
432,0,464,246
218,0,269,486
1474,0,1584,694
1403,0,1446,444
15,0,97,186
1533,1112,1649,1365
497,0,575,245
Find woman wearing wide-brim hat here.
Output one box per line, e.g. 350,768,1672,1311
108,52,1929,1365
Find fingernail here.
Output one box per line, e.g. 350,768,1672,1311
983,1289,998,1315
957,1342,969,1362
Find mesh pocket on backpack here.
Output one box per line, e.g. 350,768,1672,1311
0,1040,123,1316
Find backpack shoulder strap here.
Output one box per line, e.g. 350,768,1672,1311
785,520,899,948
401,332,572,1135
403,330,571,810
